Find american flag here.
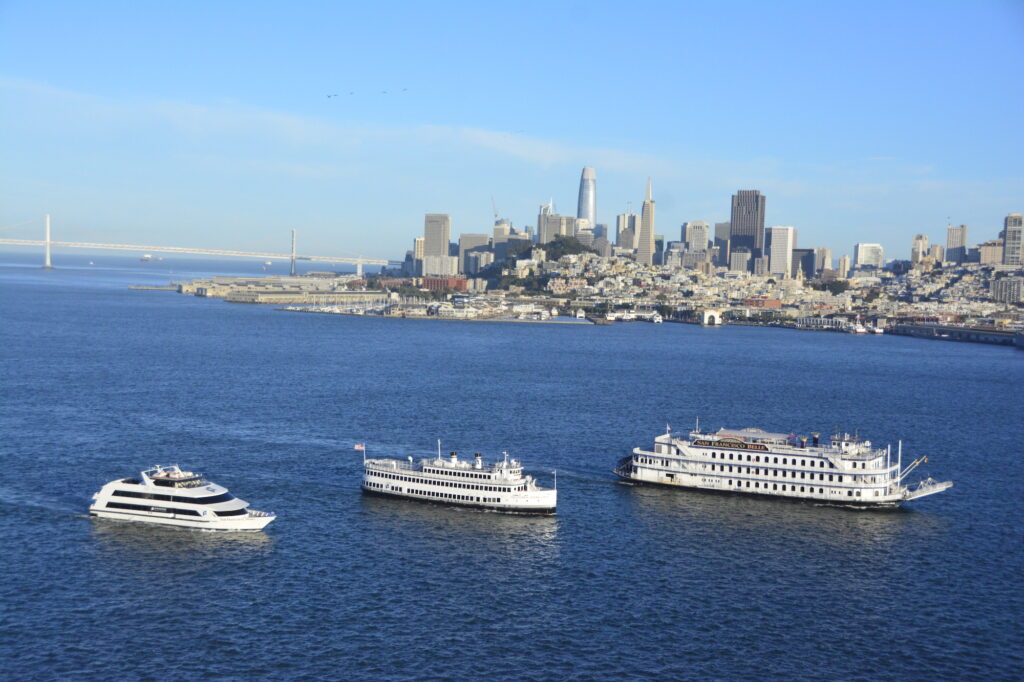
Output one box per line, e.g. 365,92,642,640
354,443,365,451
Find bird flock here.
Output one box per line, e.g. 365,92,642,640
327,88,408,98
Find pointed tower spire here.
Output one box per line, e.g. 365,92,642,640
646,177,652,202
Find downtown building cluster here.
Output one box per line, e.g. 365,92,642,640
392,167,1024,312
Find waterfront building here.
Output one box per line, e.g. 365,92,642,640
424,214,451,258
577,167,597,228
813,247,832,274
838,254,851,278
683,221,710,252
946,224,969,264
1003,213,1023,266
458,233,491,274
729,190,766,262
911,234,930,264
714,222,731,266
636,179,656,266
854,243,885,269
765,226,796,277
412,237,425,276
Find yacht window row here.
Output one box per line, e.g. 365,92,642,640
105,501,248,517
111,490,236,505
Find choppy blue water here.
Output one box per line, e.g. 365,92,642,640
2,253,1022,681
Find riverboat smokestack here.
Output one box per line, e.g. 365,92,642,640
812,433,820,447
474,453,482,469
450,451,458,463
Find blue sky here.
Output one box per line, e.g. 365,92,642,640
2,0,1022,261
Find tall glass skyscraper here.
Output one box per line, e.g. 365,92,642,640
729,190,766,262
577,167,596,228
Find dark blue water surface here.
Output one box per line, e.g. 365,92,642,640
2,253,1022,681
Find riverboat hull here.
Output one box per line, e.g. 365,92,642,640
362,487,556,514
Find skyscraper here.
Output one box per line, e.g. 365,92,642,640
714,222,731,266
911,234,930,264
729,190,766,264
616,212,640,249
854,243,885,269
682,221,710,252
424,214,451,258
813,247,832,274
577,167,596,228
458,233,490,274
1003,213,1023,266
636,179,656,265
946,224,968,264
765,226,796,277
837,254,851,278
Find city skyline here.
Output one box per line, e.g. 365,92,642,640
1,2,1021,261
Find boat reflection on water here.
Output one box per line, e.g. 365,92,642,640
358,491,560,561
90,515,274,566
617,479,950,553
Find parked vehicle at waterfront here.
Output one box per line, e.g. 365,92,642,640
615,425,951,507
361,444,556,514
89,464,275,530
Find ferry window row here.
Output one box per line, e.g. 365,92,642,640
407,487,499,504
112,490,235,505
707,464,844,482
708,452,834,468
422,468,500,481
367,469,524,493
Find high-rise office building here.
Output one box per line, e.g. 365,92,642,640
636,179,656,265
424,214,451,258
911,234,930,264
813,247,832,274
458,233,490,274
729,190,766,263
682,221,710,252
854,243,885,269
1003,213,1023,266
594,223,608,241
765,226,796,277
729,248,751,272
577,167,596,228
791,248,815,279
838,254,851,278
929,244,945,262
616,213,640,249
714,222,730,266
946,224,968,264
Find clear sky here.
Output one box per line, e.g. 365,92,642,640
2,0,1022,261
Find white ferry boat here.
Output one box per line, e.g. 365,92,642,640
89,464,275,530
362,445,556,514
614,426,952,507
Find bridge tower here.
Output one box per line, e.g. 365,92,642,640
290,229,297,277
43,214,53,269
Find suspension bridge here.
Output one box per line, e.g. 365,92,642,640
0,215,397,276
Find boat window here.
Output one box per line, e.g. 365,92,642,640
773,457,778,464
215,508,247,517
